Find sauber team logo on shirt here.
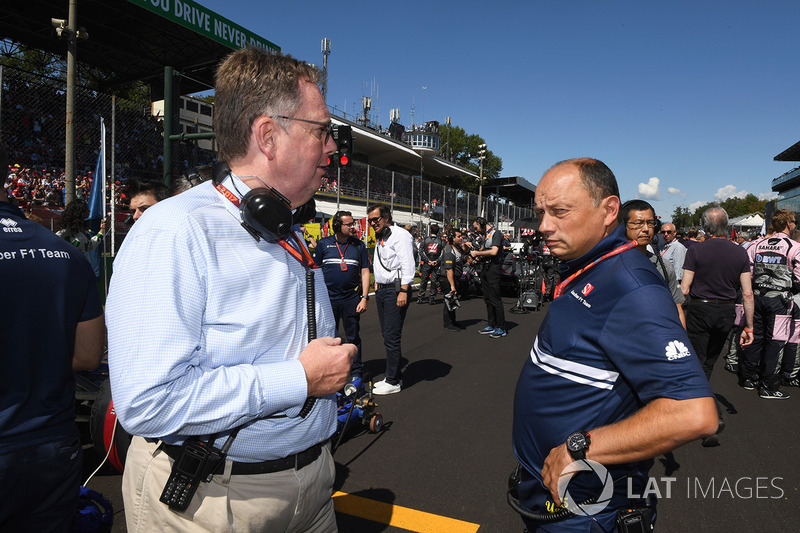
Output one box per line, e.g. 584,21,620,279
581,283,594,296
665,340,691,361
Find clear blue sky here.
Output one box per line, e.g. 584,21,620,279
199,0,800,221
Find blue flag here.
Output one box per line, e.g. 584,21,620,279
86,120,106,278
87,150,104,224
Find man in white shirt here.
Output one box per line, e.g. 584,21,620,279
368,203,416,395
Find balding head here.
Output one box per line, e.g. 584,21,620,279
661,222,677,243
700,207,728,237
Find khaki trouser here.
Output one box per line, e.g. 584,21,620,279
123,436,337,533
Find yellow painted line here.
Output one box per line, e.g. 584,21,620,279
332,491,480,533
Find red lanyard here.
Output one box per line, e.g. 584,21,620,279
335,240,349,259
660,243,670,257
553,240,637,299
277,238,317,268
215,182,241,207
215,181,316,269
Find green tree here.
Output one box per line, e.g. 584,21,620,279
671,206,693,230
672,194,767,231
438,123,502,193
1,38,151,106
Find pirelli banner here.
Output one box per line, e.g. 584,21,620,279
128,0,280,52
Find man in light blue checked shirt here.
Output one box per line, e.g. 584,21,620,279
106,48,355,533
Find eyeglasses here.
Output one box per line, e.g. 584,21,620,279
341,222,356,227
368,216,383,224
661,230,674,234
270,115,333,144
626,220,656,229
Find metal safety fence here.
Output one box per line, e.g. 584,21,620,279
323,160,533,231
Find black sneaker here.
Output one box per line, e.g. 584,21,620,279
701,433,720,447
758,388,791,400
781,377,800,388
724,363,738,374
741,379,758,391
416,297,427,305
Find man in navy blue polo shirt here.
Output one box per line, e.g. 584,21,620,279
512,158,717,532
315,210,371,379
0,143,105,531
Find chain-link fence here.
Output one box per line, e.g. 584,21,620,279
0,65,219,247
1,65,165,187
327,159,533,231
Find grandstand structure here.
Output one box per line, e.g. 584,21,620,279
2,0,535,232
773,140,800,213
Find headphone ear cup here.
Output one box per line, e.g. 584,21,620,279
293,199,317,227
331,211,341,233
240,188,293,241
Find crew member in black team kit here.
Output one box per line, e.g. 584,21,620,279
471,217,507,338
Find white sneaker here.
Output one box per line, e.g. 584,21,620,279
372,379,402,395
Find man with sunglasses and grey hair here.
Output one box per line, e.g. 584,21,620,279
660,221,687,282
107,48,355,532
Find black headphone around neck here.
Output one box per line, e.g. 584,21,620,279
212,161,316,242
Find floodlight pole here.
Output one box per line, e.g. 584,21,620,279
476,143,486,218
163,66,175,186
64,0,78,205
321,38,331,103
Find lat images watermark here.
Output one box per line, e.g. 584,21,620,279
557,460,615,516
627,476,785,500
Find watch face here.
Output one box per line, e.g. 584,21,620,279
567,432,587,452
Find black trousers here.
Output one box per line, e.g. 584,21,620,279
375,287,409,385
686,300,736,381
479,262,505,329
0,431,82,533
742,294,793,391
330,293,363,377
419,261,439,298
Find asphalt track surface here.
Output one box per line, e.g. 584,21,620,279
82,294,799,532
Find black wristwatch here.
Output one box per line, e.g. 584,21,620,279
398,287,408,293
566,431,591,460
360,295,369,301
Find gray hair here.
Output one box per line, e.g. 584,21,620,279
701,207,728,237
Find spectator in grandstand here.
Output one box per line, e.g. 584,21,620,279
126,179,169,222
0,142,105,532
106,48,353,532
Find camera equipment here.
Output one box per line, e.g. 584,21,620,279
444,293,461,312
